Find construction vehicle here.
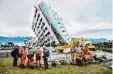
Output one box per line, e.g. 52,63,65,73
56,37,97,65
87,42,96,51
55,37,85,52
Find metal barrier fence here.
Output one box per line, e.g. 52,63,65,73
0,50,12,58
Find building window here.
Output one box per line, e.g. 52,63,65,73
39,22,41,26
45,27,47,31
40,39,42,43
43,29,45,33
38,37,40,40
48,39,50,41
40,18,42,23
45,41,47,43
38,14,40,18
41,22,45,29
38,30,41,34
42,38,43,41
37,26,39,29
39,18,42,26
34,14,36,18
43,36,45,39
42,22,45,26
45,34,47,37
40,34,42,37
62,30,65,32
35,8,37,14
45,32,50,38
34,8,37,18
58,22,60,24
47,32,50,36
41,26,43,29
37,14,40,21
60,26,64,28
35,22,37,27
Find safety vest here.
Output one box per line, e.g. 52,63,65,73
20,49,25,55
64,45,69,49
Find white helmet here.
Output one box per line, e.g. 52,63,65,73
43,46,46,48
37,46,40,49
21,44,25,46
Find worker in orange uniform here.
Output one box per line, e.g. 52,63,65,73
71,41,77,64
82,46,92,64
64,43,69,49
63,44,70,62
35,46,42,67
74,43,83,65
63,43,70,53
19,45,26,68
27,51,34,69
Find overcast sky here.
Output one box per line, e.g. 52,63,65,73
0,0,112,39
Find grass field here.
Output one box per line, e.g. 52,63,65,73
0,58,112,74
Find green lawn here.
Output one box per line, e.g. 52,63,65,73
0,58,112,74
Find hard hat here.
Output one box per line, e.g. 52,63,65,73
43,46,46,48
43,46,46,49
21,44,25,46
37,46,40,48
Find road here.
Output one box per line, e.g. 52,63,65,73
0,50,12,53
48,48,112,64
0,47,112,63
0,47,112,68
0,48,112,60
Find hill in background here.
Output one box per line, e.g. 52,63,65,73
0,36,107,43
84,38,107,42
0,36,25,43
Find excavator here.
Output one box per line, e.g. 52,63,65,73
56,37,96,52
56,37,96,65
55,37,85,52
87,42,96,51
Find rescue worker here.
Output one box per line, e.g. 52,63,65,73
35,46,42,67
74,42,83,65
19,45,26,68
27,51,34,69
70,40,77,64
11,45,19,66
63,43,70,53
43,46,50,69
76,52,83,65
64,43,69,49
82,46,93,64
82,46,89,55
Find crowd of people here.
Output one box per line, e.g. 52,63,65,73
11,45,50,69
11,41,94,70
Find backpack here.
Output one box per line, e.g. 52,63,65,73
51,61,57,66
11,48,19,57
11,50,15,57
60,60,67,65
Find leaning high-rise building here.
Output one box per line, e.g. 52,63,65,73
32,1,70,47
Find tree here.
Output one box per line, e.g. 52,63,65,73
7,42,14,47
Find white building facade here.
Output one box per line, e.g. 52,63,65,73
32,1,70,47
